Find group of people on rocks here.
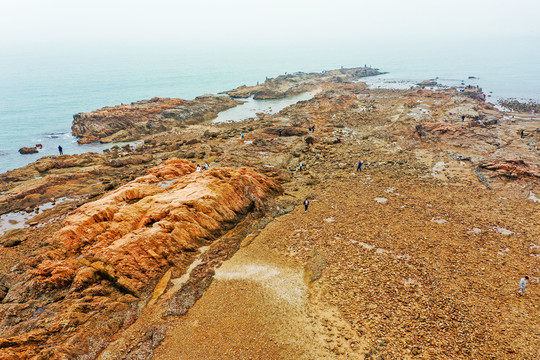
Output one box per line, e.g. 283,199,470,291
300,158,531,298
235,120,534,300
196,162,210,172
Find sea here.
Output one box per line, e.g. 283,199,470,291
1,37,539,174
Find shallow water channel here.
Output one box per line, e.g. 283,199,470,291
213,92,315,123
0,197,72,235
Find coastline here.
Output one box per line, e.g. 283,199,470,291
1,66,539,359
0,67,382,174
2,65,539,175
3,36,540,174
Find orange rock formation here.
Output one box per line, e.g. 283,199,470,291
0,159,281,359
72,96,241,144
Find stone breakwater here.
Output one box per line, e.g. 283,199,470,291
223,66,382,99
1,67,540,359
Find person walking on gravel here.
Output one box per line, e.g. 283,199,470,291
518,276,529,296
303,198,310,212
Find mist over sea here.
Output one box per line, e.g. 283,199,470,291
1,37,539,174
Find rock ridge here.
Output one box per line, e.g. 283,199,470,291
0,159,282,359
72,95,241,144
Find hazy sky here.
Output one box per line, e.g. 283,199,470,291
1,0,539,47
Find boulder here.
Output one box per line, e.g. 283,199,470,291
263,127,308,137
18,147,38,154
417,80,437,87
305,136,316,146
478,159,540,180
3,238,24,247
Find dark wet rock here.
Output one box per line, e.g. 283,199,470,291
498,99,539,113
0,284,8,302
263,127,308,137
416,124,427,137
18,147,38,155
3,238,24,248
185,139,199,145
417,80,437,87
203,130,220,138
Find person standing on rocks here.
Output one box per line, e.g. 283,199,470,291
303,198,310,212
518,276,529,296
58,145,63,155
241,133,245,139
357,160,363,172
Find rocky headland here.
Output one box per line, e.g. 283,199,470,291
1,67,539,359
72,95,242,144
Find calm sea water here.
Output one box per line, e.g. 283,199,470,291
1,38,539,174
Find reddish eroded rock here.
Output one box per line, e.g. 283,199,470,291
478,159,540,179
72,97,184,143
32,153,105,173
422,122,466,135
17,147,38,155
415,121,502,152
72,95,241,144
0,173,88,215
422,119,499,137
0,159,282,359
108,154,153,167
0,153,116,216
0,153,105,188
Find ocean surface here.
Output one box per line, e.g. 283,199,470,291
1,37,539,174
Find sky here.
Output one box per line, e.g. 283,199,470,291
1,0,539,48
